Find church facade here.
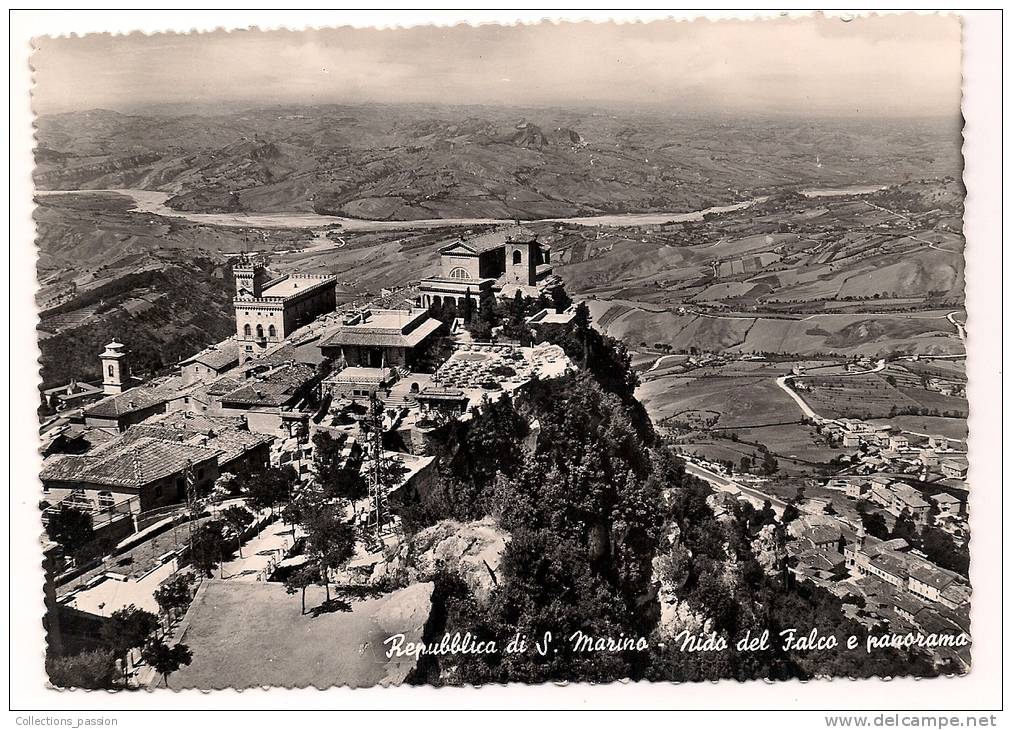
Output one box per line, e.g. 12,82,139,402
233,254,338,361
418,225,558,309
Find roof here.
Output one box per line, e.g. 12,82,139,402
795,548,844,572
907,559,961,591
930,492,962,504
892,592,930,617
869,551,909,579
439,225,538,255
120,423,273,468
256,338,328,368
220,363,317,408
320,312,442,350
526,308,577,326
258,273,337,301
149,410,247,432
181,339,241,371
190,374,247,401
82,377,187,419
40,436,219,489
891,483,930,509
939,581,972,607
804,524,842,545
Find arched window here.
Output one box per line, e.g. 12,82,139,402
512,250,523,265
107,365,114,377
268,324,277,339
244,323,252,337
448,267,471,280
256,324,264,339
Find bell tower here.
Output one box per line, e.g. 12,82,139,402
100,340,129,394
504,229,537,286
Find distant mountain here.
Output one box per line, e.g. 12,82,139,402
33,105,963,221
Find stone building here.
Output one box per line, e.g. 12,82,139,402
218,362,320,435
418,225,557,308
233,254,338,362
40,435,220,514
318,308,443,370
180,339,241,385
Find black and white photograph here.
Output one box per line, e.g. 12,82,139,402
8,8,1004,716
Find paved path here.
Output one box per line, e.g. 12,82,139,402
219,519,301,583
66,558,178,617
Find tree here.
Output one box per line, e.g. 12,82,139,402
468,288,499,340
141,638,192,688
101,605,159,681
221,505,255,557
760,450,779,476
861,510,890,541
460,288,475,323
312,431,366,501
245,466,297,515
188,520,231,578
153,571,197,625
780,501,801,525
284,564,317,615
550,285,572,314
301,502,356,602
46,649,120,689
45,506,94,560
890,509,919,544
210,472,240,500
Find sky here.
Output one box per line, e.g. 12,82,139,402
31,15,962,117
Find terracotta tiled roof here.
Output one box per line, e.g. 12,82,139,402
122,423,272,468
220,363,317,407
440,225,538,255
907,559,961,591
82,377,187,419
181,339,241,371
319,317,441,349
40,436,219,489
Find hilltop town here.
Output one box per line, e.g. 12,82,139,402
39,206,970,688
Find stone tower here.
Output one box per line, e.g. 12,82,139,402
504,230,537,287
100,340,129,395
234,253,269,300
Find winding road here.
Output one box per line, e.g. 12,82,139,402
775,359,886,424
947,311,967,344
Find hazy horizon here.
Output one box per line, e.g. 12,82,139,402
33,15,961,118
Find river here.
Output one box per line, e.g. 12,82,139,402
35,184,887,232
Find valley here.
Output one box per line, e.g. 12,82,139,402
33,106,967,482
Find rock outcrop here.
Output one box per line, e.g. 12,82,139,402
358,517,510,604
752,523,787,578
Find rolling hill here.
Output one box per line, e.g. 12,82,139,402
34,105,963,221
